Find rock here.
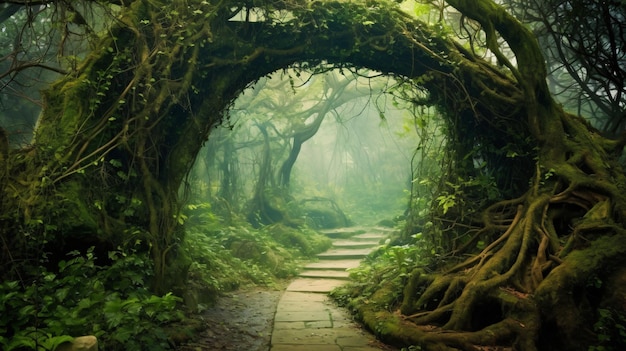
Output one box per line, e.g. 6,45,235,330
55,335,98,351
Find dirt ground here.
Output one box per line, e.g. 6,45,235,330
176,286,284,351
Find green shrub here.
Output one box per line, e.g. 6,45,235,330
0,247,182,351
181,202,333,300
589,308,626,351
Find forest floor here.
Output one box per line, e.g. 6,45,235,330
175,226,394,351
176,284,285,351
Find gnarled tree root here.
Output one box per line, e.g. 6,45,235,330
345,197,626,351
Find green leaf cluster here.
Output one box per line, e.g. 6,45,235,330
0,247,182,351
589,308,626,351
332,241,428,312
182,202,332,302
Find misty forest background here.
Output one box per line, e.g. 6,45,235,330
1,0,625,351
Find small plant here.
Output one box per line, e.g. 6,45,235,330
336,242,426,311
0,329,74,351
589,308,626,351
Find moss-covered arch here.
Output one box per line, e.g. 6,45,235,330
8,0,525,286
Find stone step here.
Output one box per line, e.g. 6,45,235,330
332,239,380,249
351,233,387,242
271,291,390,351
316,248,373,260
304,259,362,270
286,278,347,293
319,226,368,239
298,270,350,279
371,226,396,233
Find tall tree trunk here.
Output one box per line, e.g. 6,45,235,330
219,134,237,205
278,111,326,188
246,122,284,226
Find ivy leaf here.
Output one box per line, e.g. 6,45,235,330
41,335,75,350
55,288,69,302
506,150,518,157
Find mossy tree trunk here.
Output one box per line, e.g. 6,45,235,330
355,1,626,350
0,2,623,347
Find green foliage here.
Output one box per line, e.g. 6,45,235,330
103,293,180,349
332,240,428,311
183,222,277,297
0,247,183,351
0,329,73,351
182,202,332,303
435,175,501,216
265,223,333,256
589,308,626,351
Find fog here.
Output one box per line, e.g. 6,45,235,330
189,67,438,227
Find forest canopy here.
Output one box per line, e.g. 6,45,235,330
1,0,625,350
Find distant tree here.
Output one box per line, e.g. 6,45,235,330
507,0,625,136
0,1,115,142
222,70,378,226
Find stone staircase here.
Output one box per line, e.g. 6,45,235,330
285,226,390,293
270,226,396,351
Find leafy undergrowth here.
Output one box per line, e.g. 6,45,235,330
1,202,331,351
0,247,182,351
331,238,429,313
331,232,626,351
182,202,332,306
331,225,438,308
330,229,456,350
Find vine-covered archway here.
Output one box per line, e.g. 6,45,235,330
20,0,522,289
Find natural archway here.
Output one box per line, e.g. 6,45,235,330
7,0,522,289
1,0,625,350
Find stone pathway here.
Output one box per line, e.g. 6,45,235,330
270,227,396,351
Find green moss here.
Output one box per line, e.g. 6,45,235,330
539,231,626,294
265,223,332,256
355,299,427,348
55,180,100,231
401,268,426,314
